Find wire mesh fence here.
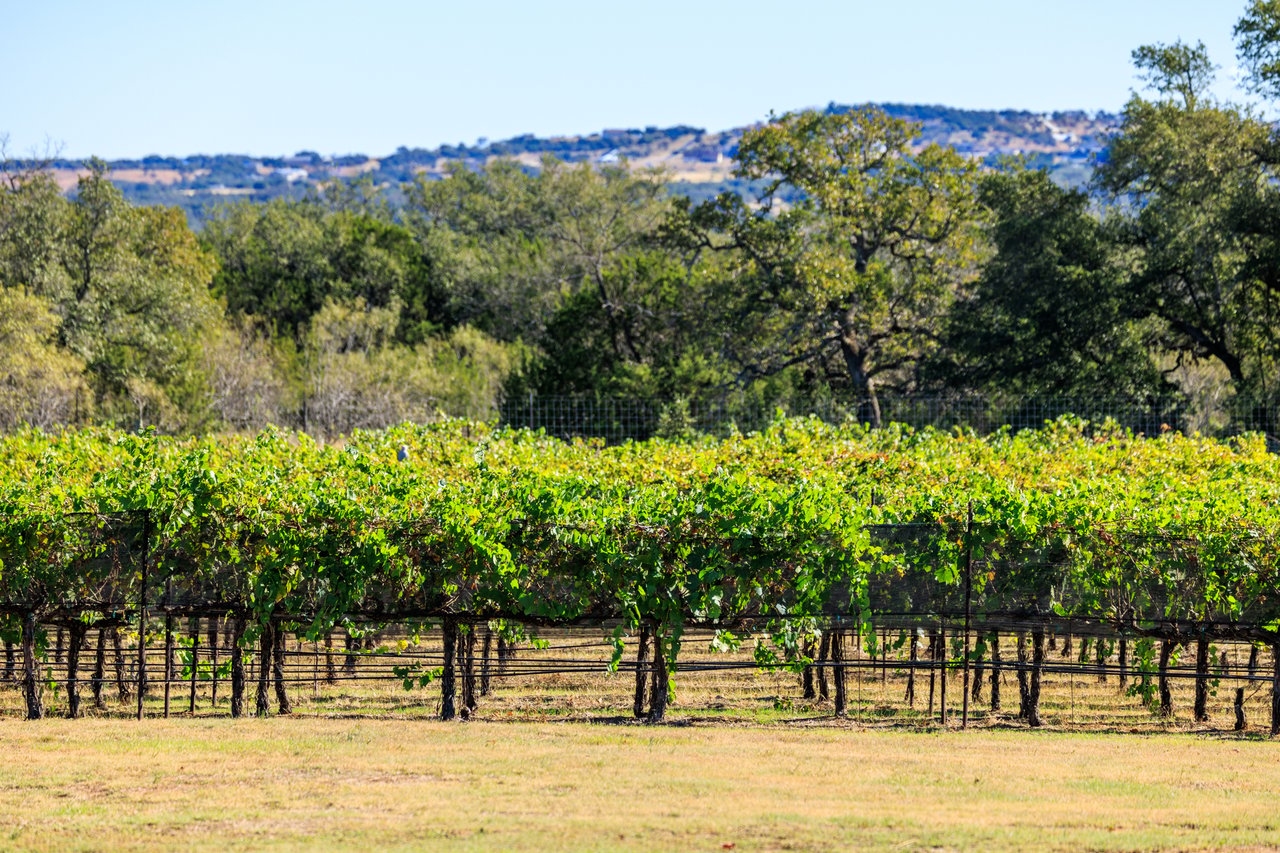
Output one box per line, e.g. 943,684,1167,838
4,618,1278,734
487,394,1280,445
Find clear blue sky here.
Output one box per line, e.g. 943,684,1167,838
1,0,1255,160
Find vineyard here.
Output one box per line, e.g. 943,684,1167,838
2,416,1279,732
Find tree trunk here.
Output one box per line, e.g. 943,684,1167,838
1096,636,1108,683
801,636,816,700
1016,632,1030,719
831,629,847,717
1028,628,1045,727
837,313,882,429
230,618,246,718
273,621,291,715
989,632,1002,711
1194,632,1210,723
55,626,65,666
255,623,273,717
21,614,42,720
66,623,86,719
817,632,830,700
1248,643,1260,678
1158,637,1175,718
440,618,457,721
1235,686,1247,731
497,636,509,674
633,624,649,718
3,638,14,682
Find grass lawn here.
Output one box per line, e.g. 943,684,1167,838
1,718,1278,852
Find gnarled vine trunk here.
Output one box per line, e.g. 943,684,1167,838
230,617,246,718
817,632,830,701
208,618,220,706
971,638,984,705
255,622,273,717
111,627,130,703
343,630,358,676
462,625,477,717
1158,638,1175,718
21,614,42,720
989,632,1001,711
66,623,86,719
1016,632,1030,719
647,632,669,723
801,636,816,700
440,618,457,721
633,624,649,718
1028,628,1044,728
832,629,847,717
92,627,106,710
273,621,292,715
324,631,336,684
1193,632,1210,722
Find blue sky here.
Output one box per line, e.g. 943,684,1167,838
2,1,1255,159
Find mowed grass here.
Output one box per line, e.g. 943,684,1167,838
1,717,1279,852
3,631,1279,851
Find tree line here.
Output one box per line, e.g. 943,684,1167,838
5,4,1280,437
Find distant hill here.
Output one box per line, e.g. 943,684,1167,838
38,104,1118,226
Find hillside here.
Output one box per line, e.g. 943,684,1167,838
38,103,1118,224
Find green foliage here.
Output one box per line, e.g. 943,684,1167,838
2,418,1280,704
673,107,984,420
1097,43,1280,400
1236,1,1280,100
935,166,1166,397
0,288,91,429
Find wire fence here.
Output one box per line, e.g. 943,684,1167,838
489,394,1280,445
5,619,1278,733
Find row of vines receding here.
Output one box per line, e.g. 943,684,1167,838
1,416,1279,730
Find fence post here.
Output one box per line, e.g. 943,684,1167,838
962,501,973,729
189,625,199,715
136,509,149,721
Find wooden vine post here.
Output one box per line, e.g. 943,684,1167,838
189,627,199,715
962,501,973,730
939,624,948,725
1272,639,1280,737
135,509,150,721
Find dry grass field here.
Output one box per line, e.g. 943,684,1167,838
2,629,1277,851
2,719,1278,852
